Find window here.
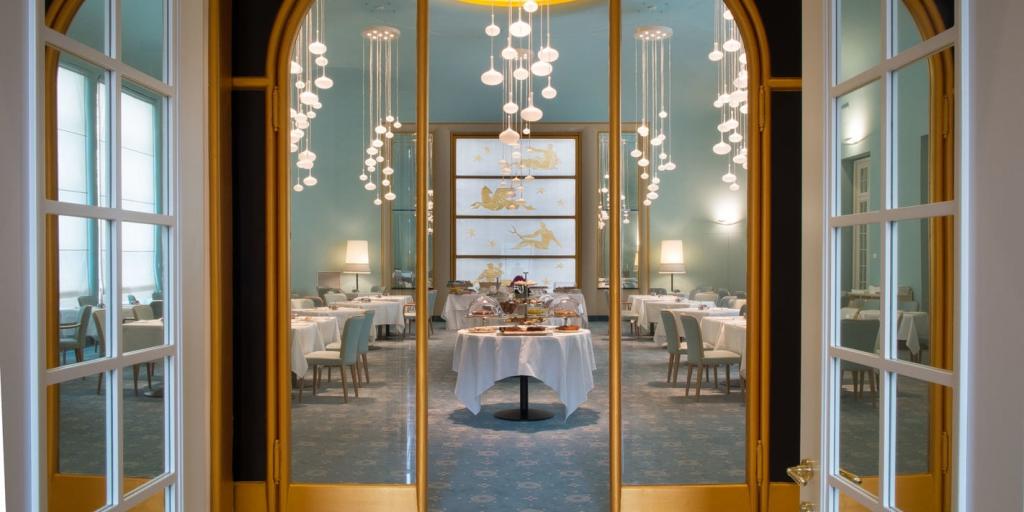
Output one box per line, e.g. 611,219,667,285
452,135,579,288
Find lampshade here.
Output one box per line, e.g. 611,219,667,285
659,240,687,274
343,240,371,274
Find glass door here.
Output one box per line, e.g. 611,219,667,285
800,0,963,510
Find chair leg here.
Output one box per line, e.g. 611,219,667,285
147,362,153,390
96,373,104,395
671,357,681,385
713,366,719,388
350,366,360,398
726,365,731,395
429,318,434,335
132,365,140,396
667,354,675,383
339,366,348,403
685,365,694,396
362,353,370,383
695,365,705,400
298,376,303,403
312,366,319,395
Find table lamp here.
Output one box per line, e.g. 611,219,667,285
343,240,371,292
659,240,686,293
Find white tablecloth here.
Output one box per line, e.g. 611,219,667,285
289,321,322,376
652,305,735,341
452,329,597,418
334,301,404,331
295,307,368,339
122,319,164,353
857,310,930,355
699,316,748,371
443,294,480,330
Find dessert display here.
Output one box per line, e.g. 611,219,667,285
556,324,581,332
550,296,582,324
468,326,497,334
467,295,502,317
498,325,551,335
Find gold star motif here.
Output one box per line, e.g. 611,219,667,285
556,199,566,207
555,263,565,269
467,228,477,238
536,187,545,195
487,240,497,248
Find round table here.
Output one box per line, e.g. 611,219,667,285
453,328,596,421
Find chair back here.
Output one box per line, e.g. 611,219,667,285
371,285,383,293
291,298,315,310
78,295,98,307
339,315,364,365
739,304,749,317
91,308,106,348
661,310,685,355
694,292,719,303
427,289,439,315
132,304,155,321
650,287,668,296
357,309,375,354
150,300,164,318
840,319,879,352
324,292,348,305
734,291,746,299
898,300,919,312
71,306,93,346
679,314,707,364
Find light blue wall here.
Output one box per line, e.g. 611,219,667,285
290,0,749,296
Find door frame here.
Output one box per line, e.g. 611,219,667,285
222,0,790,510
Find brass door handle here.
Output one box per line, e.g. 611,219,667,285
839,468,863,485
786,459,816,487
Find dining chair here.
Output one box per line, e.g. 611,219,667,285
739,304,749,317
356,309,375,384
324,291,348,305
291,298,315,310
694,291,720,303
77,295,99,307
403,290,438,339
132,304,155,321
602,289,639,337
149,299,164,318
93,309,106,394
678,314,742,399
840,318,880,403
650,287,668,296
59,305,92,365
304,314,365,403
662,310,690,385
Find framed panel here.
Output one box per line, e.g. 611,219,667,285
455,178,577,217
455,218,576,257
455,257,578,289
455,137,577,177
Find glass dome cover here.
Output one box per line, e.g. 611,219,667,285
468,295,502,317
550,296,581,319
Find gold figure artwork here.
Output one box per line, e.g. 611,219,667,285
511,222,562,250
471,186,535,211
476,263,503,282
521,144,561,170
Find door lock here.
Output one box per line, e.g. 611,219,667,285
786,458,816,487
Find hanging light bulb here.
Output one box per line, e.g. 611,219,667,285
521,95,543,122
724,8,734,21
359,173,369,182
722,172,737,184
523,0,539,13
309,40,327,55
315,55,328,66
365,182,377,191
513,66,530,81
293,182,304,192
729,131,743,143
643,199,653,206
295,80,306,90
538,45,560,63
542,77,558,99
297,159,314,170
713,141,732,155
314,75,334,89
499,127,520,146
299,90,318,105
384,191,397,201
303,174,318,186
503,100,519,114
637,124,650,137
382,166,395,176
481,57,504,86
523,127,532,135
509,17,531,38
290,143,299,153
729,182,740,192
708,42,724,62
664,161,677,171
740,104,749,114
739,52,748,65
485,13,501,37
501,43,518,60
298,149,316,162
306,110,316,119
530,60,553,77
393,119,402,129
638,157,650,167
723,38,741,52
733,153,747,165
290,61,302,74
630,148,643,158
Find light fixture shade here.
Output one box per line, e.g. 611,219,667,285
659,240,687,274
343,240,371,274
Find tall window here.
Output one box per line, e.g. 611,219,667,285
452,135,579,288
41,0,176,509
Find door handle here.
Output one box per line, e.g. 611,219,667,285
786,459,816,487
839,467,863,485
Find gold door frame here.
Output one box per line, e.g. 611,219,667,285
223,0,792,510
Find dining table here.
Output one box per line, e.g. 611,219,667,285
856,309,930,356
443,293,482,330
696,316,748,371
288,315,342,376
452,328,596,421
295,306,369,339
329,299,405,336
651,305,738,342
122,319,165,352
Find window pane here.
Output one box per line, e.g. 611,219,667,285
455,219,575,257
121,84,164,213
48,377,109,510
895,0,954,54
894,48,955,207
54,53,109,207
455,178,577,216
127,488,166,511
895,375,950,512
456,258,577,288
62,0,107,55
455,137,577,177
597,132,639,289
837,81,881,215
836,359,879,500
893,217,952,370
838,0,882,82
52,215,110,369
121,222,166,340
837,223,882,356
121,0,166,80
123,358,167,494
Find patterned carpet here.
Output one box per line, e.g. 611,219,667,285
56,320,929,510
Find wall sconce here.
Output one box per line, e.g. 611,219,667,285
713,204,742,225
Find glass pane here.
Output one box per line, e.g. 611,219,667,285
597,132,640,290
838,81,881,215
838,0,882,82
837,223,882,355
123,358,166,493
894,49,955,207
288,0,415,485
127,488,166,511
896,0,955,54
837,488,875,511
893,217,952,369
895,374,949,512
48,377,109,511
837,359,879,499
455,257,576,288
455,219,575,257
454,137,578,177
121,83,164,213
63,0,107,55
54,52,109,207
455,178,577,216
121,222,167,343
52,215,110,369
121,0,166,80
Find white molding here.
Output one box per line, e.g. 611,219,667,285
830,27,957,98
42,28,174,98
40,199,175,226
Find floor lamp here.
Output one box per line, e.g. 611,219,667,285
659,240,686,293
343,240,371,292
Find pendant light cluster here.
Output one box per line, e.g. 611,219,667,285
596,136,631,231
359,26,403,206
631,26,677,208
708,2,747,192
289,0,333,192
479,0,560,148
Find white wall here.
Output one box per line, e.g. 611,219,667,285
0,2,32,510
966,1,1024,509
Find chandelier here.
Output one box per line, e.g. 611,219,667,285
289,0,333,192
708,2,747,192
631,26,676,207
360,26,402,206
596,135,631,231
479,0,560,147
